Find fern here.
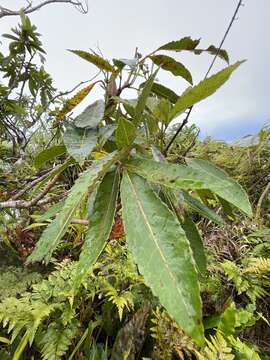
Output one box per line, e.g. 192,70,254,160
0,296,57,358
0,265,42,300
151,308,195,359
228,336,261,360
37,321,79,360
245,257,270,274
222,260,268,302
195,332,234,360
101,281,134,320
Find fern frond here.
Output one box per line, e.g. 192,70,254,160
228,336,261,360
0,265,42,301
245,257,270,274
195,332,234,360
38,321,79,360
102,281,134,320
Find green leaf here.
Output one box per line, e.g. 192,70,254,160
27,152,119,264
69,50,115,72
186,158,252,217
194,45,229,64
181,190,224,225
150,55,192,84
181,216,207,273
34,145,66,169
126,158,252,217
74,169,120,289
121,172,203,345
98,124,117,146
146,82,179,103
37,200,65,221
115,117,136,149
150,98,172,125
63,124,98,164
169,61,245,119
134,69,158,125
74,100,105,129
158,36,200,52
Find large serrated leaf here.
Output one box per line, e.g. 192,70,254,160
181,216,207,273
27,152,119,264
158,36,200,52
125,158,252,217
63,124,98,164
169,61,245,119
74,100,105,129
74,169,120,289
121,172,203,345
34,145,66,169
186,158,252,217
150,55,192,84
115,116,136,149
69,50,115,72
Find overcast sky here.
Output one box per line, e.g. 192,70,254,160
0,0,269,140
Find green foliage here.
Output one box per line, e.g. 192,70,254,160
0,265,42,300
68,50,115,72
150,54,193,84
27,152,119,264
63,124,98,164
169,61,244,120
222,260,269,302
1,15,269,360
121,171,203,344
74,170,120,289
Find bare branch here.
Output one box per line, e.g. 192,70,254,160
11,168,55,200
0,174,60,209
70,218,89,225
0,0,88,19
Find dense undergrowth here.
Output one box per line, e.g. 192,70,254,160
0,12,269,360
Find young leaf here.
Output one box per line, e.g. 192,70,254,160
126,158,252,217
134,69,158,125
73,170,120,289
121,172,204,345
169,61,245,119
63,124,98,164
150,55,192,84
74,100,105,129
57,83,96,120
69,50,115,72
27,152,119,264
157,36,200,52
34,145,66,169
115,117,136,149
181,216,207,273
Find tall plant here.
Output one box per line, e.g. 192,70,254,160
26,37,251,345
